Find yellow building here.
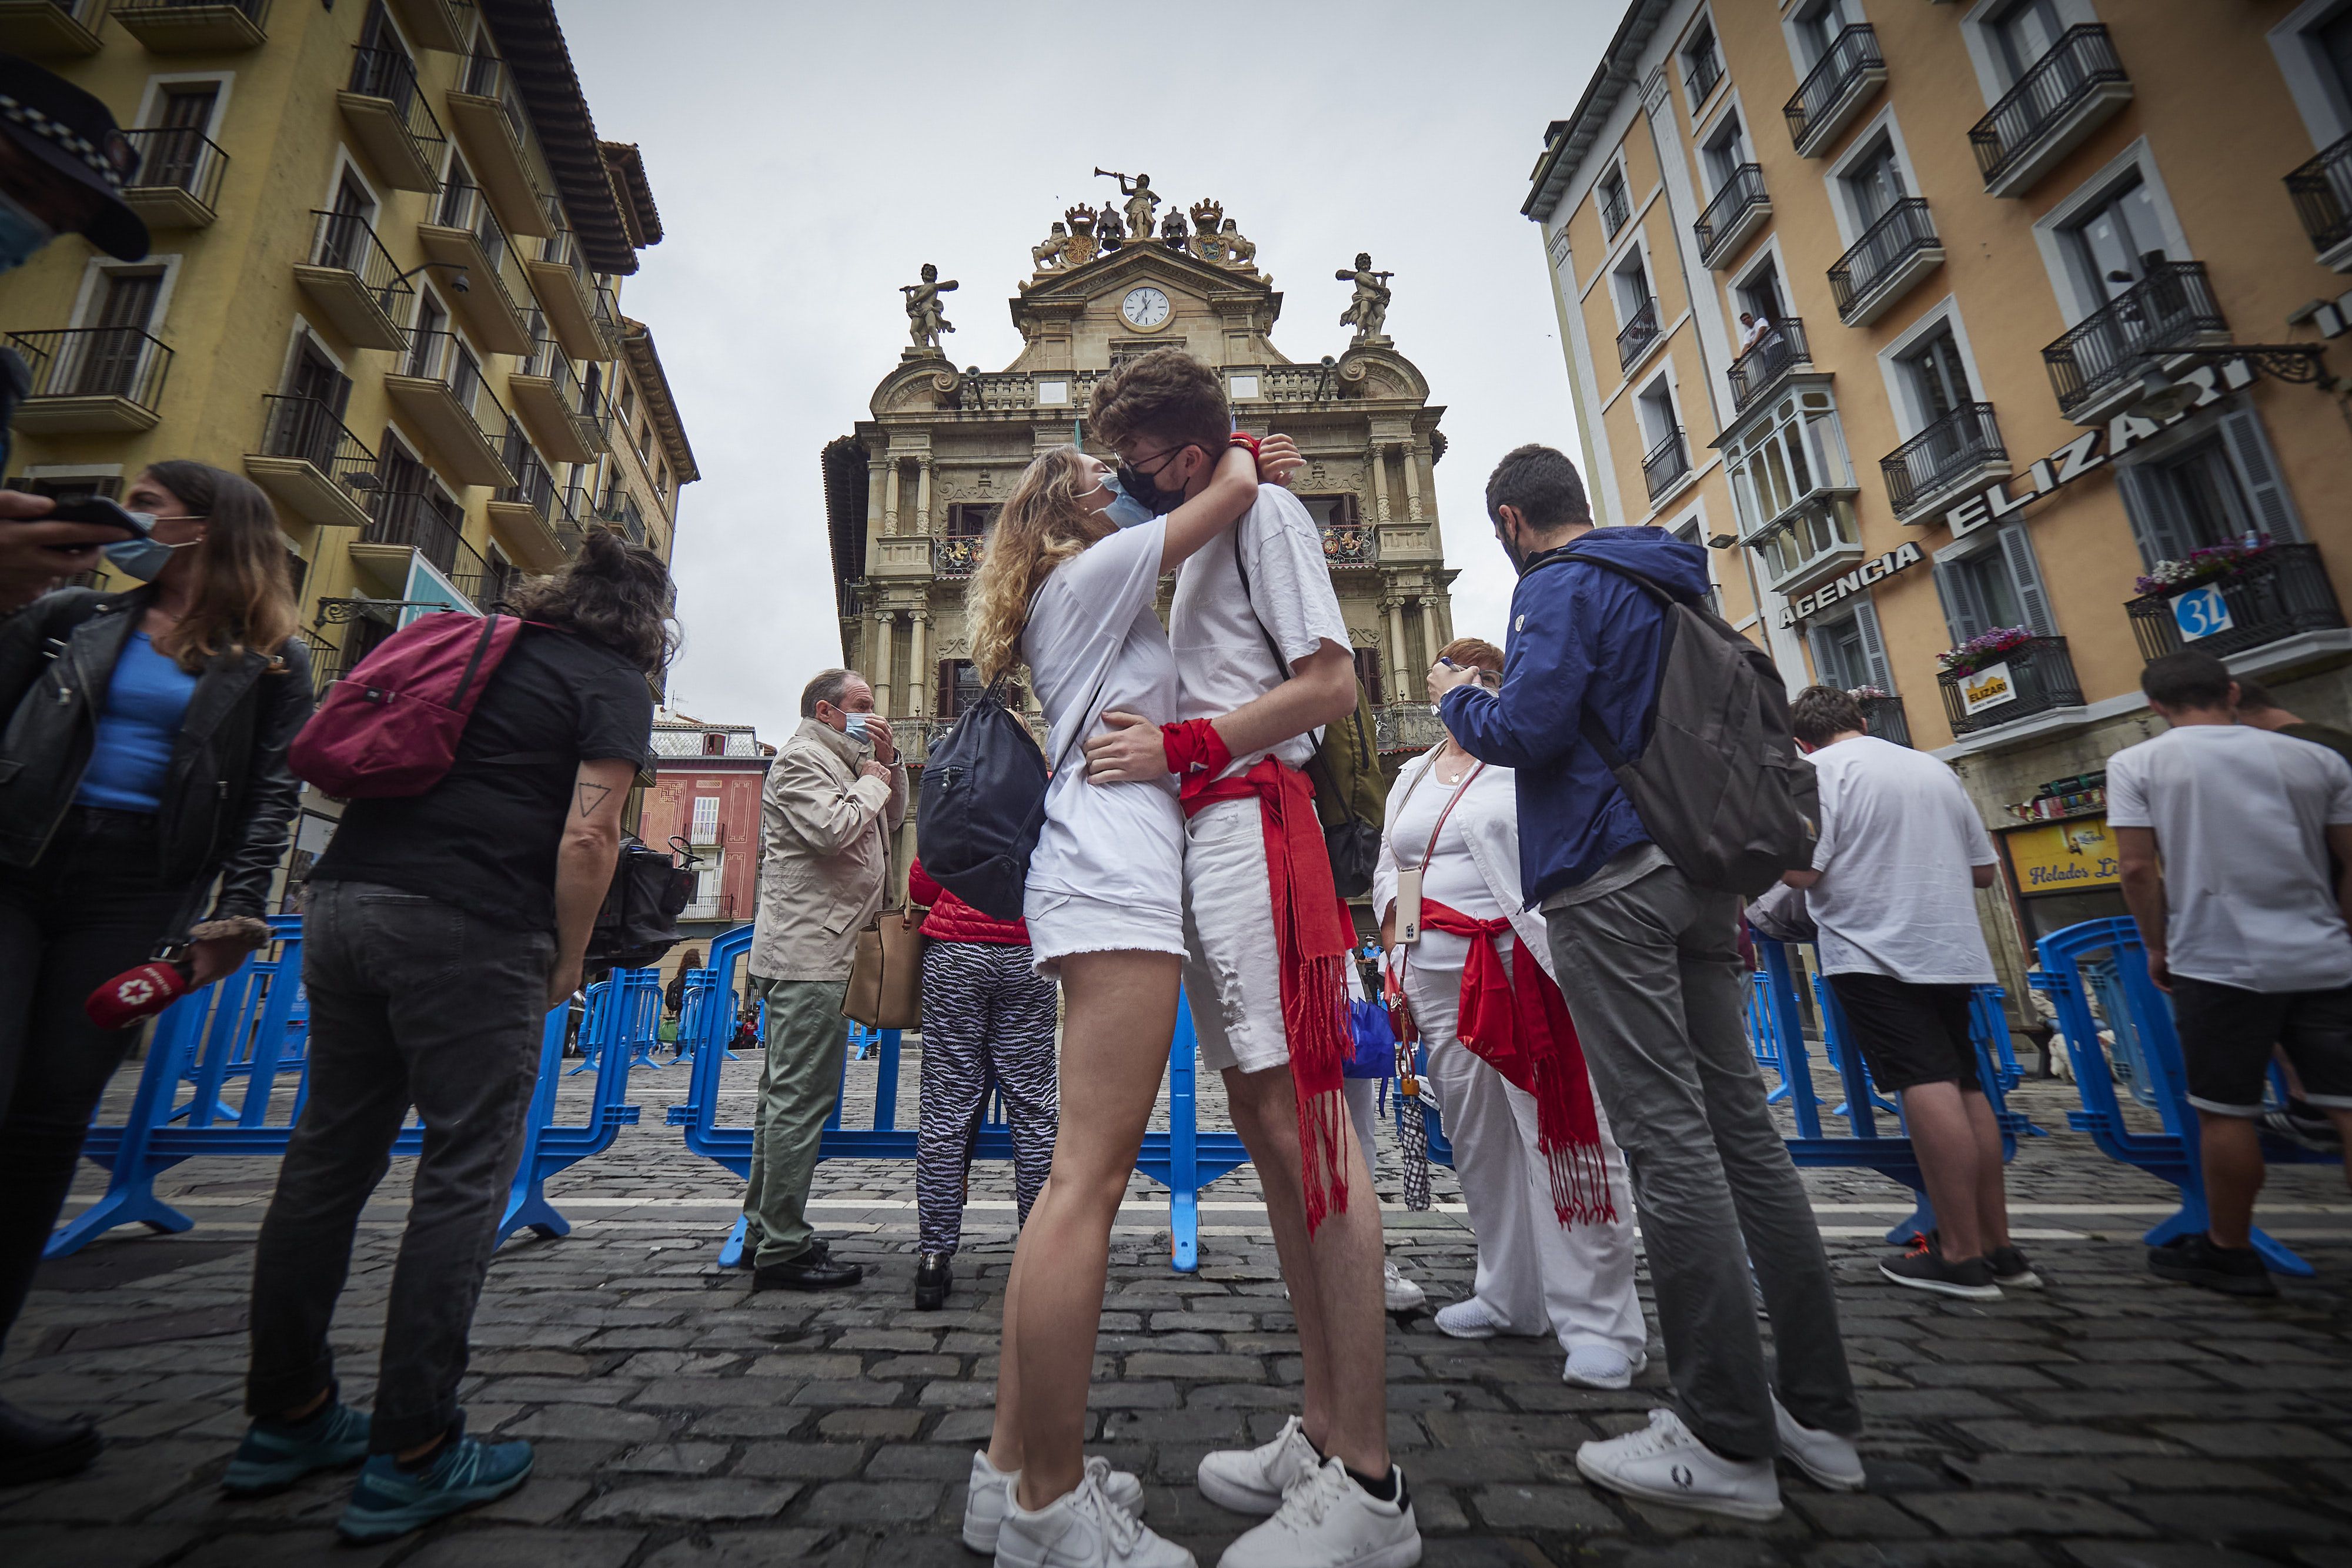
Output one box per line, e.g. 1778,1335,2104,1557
1524,0,2352,987
0,0,696,666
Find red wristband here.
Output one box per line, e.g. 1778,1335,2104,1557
1162,718,1232,778
1228,431,1262,460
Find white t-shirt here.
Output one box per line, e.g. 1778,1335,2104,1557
1387,758,1505,972
2105,724,2352,992
1168,484,1352,775
1020,519,1184,908
1807,735,1998,985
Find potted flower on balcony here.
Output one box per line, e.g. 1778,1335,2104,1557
1935,626,2034,678
2133,534,2273,598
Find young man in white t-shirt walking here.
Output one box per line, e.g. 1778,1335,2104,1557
2109,651,2352,1297
1778,687,2030,1300
1080,350,1419,1568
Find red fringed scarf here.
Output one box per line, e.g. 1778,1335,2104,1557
1419,899,1617,1226
1166,727,1354,1236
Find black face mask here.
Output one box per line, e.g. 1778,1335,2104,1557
1117,447,1193,517
1497,518,1528,576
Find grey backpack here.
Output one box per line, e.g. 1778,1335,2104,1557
1548,549,1818,897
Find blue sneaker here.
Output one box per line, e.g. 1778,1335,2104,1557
222,1403,372,1497
336,1435,534,1542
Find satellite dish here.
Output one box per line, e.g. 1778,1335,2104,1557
2125,367,2201,423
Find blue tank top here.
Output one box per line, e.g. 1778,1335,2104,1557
75,631,199,813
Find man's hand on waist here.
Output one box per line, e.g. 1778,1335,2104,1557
1084,710,1173,785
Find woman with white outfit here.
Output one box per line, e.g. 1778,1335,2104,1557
1373,640,1649,1390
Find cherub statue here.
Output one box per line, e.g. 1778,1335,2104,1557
1096,168,1160,247
901,262,958,352
1161,205,1189,252
1032,221,1071,273
1336,251,1393,342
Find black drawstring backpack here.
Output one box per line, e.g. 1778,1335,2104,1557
917,670,1102,921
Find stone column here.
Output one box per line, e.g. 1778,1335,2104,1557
1371,447,1393,525
871,609,895,718
1385,595,1410,706
1432,593,1455,650
1401,441,1425,523
908,610,930,718
882,458,902,537
914,457,934,533
866,458,886,543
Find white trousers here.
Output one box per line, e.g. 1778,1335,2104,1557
1408,956,1648,1359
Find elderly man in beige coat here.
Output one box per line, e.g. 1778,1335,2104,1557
741,668,907,1290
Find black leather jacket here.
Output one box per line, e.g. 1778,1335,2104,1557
0,587,313,934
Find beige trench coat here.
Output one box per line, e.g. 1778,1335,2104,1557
747,717,907,982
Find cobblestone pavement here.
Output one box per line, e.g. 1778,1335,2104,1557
5,1045,2351,1567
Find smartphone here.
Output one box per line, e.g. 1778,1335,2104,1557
39,496,148,537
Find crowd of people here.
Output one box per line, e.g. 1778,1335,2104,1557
1,51,2346,1568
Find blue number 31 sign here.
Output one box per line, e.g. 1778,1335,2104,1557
2172,584,2234,642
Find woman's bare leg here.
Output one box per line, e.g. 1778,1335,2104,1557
1000,950,1180,1510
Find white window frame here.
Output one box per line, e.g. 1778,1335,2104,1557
689,795,720,843
2271,0,2352,149
320,150,383,224
132,71,235,136
1873,295,1990,439
1695,96,1753,200
1596,152,1635,239
1783,0,1870,77
1679,9,1728,118
1959,0,2103,105
66,253,182,333
1609,232,1658,331
2030,138,2196,326
1820,105,1920,248
1725,236,1793,340
1633,369,1681,449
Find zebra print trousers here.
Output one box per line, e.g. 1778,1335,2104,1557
915,940,1059,1255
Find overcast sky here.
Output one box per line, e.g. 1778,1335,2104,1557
563,0,1617,741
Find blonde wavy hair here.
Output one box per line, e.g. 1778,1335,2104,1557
965,446,1115,681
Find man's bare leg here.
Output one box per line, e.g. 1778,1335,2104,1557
1224,1061,1390,1477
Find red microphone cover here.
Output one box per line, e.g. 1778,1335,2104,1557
85,960,190,1031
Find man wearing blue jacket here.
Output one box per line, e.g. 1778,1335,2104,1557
1433,444,1859,1523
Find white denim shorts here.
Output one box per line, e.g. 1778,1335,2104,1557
1024,889,1185,979
1180,798,1291,1076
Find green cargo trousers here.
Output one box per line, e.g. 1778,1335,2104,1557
741,976,848,1268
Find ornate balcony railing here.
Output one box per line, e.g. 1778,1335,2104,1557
1693,163,1768,267
933,535,982,577
1600,181,1631,238
2285,132,2352,261
1880,402,2006,517
1969,25,2130,190
1726,316,1809,415
258,393,376,489
120,124,228,212
1374,704,1448,753
1859,694,1912,748
1828,199,1940,324
1615,295,1662,370
1784,24,1883,155
2042,262,2227,420
295,626,342,694
1321,524,1374,566
1642,426,1690,502
7,326,172,409
2125,543,2346,664
1938,636,2084,737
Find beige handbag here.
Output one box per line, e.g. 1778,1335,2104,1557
844,902,927,1029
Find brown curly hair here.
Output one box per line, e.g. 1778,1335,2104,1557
965,447,1113,682
1086,347,1230,453
505,526,679,677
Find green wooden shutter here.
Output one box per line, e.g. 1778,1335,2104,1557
1997,521,2057,636
2115,461,2200,567
2217,403,2303,542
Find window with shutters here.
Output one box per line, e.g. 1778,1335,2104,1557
1933,521,2056,644
1723,385,1862,593
1809,600,1895,692
1352,646,1386,707
689,796,719,843
2114,406,2304,567
936,658,983,719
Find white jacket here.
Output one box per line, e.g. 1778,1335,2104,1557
1372,750,1556,982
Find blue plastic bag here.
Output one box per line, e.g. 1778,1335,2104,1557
1345,997,1397,1079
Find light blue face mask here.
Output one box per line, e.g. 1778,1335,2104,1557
840,710,875,743
1085,472,1157,530
102,531,198,582
0,189,56,276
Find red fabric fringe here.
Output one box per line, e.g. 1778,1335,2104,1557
1184,757,1355,1235
1419,900,1617,1226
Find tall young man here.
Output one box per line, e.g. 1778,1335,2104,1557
1082,350,1419,1567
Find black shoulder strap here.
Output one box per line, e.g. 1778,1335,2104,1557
1230,525,1352,810
1530,547,1688,771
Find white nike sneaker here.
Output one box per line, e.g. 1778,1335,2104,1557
995,1468,1192,1568
1771,1395,1865,1491
1217,1456,1421,1568
1562,1344,1646,1390
1575,1408,1782,1522
964,1450,1146,1553
1197,1413,1321,1516
1432,1298,1508,1340
1382,1258,1426,1313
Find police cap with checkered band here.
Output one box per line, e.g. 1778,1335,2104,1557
0,53,148,261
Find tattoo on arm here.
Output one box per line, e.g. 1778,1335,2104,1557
575,781,616,818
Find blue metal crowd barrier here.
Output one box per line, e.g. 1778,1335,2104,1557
2032,917,2340,1277
666,924,1254,1272
51,920,645,1258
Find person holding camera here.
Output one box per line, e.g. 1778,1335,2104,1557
0,462,309,1484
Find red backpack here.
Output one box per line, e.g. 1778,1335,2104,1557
288,611,527,797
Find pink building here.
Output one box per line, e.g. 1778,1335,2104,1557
639,711,773,988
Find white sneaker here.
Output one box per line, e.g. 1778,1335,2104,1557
1197,1413,1321,1517
1771,1395,1865,1491
995,1469,1192,1568
964,1450,1145,1553
1432,1298,1508,1339
1216,1456,1421,1568
1562,1344,1646,1390
1575,1408,1782,1522
1381,1259,1426,1313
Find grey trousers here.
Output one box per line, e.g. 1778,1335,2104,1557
1545,859,1859,1459
741,976,849,1268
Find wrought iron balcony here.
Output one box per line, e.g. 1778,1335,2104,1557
1939,636,2083,737
510,335,603,464
295,208,414,351
1599,181,1631,238
933,535,982,577
362,489,488,607
1969,25,2133,197
114,0,265,51
340,44,445,192
447,51,546,239
295,626,342,694
1693,163,1770,269
526,223,607,359
1683,46,1722,108
1785,24,1885,156
2286,133,2352,269
119,125,227,228
1828,199,1943,327
2125,543,2346,664
1859,694,1912,748
1374,704,1448,754
1726,316,1809,416
420,178,532,354
1321,524,1375,567
1616,295,1662,370
1642,426,1691,503
2042,262,2228,423
1880,402,2007,520
246,393,377,529
5,327,172,432
386,329,515,487
0,0,110,56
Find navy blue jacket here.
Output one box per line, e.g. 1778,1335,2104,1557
1441,526,1713,907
